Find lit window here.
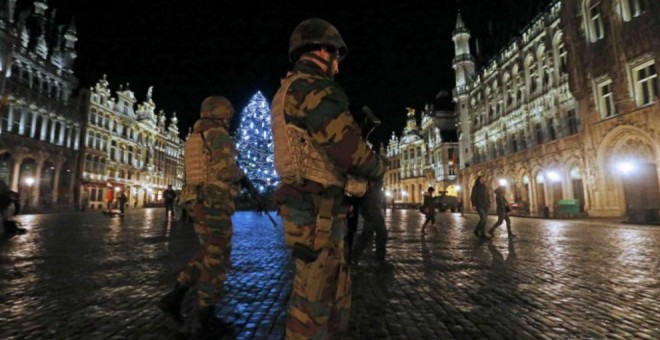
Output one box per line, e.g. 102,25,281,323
597,79,616,117
528,61,538,94
622,0,648,21
558,44,568,76
633,61,658,106
589,3,605,41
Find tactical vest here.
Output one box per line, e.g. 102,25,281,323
271,72,367,197
184,131,210,186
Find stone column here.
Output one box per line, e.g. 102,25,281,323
18,109,25,135
529,177,538,215
30,113,38,138
7,105,14,132
66,125,73,148
74,127,81,150
50,119,57,144
40,117,48,141
10,159,21,191
51,164,61,205
31,160,43,208
58,121,66,145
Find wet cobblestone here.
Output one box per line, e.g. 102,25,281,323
1,208,659,339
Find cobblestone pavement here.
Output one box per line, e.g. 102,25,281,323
1,209,658,339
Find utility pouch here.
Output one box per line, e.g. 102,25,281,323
296,249,339,303
292,242,321,263
344,175,368,198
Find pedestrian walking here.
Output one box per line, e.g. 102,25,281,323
157,96,244,335
457,197,465,217
0,180,25,234
118,191,128,215
271,17,386,339
163,184,176,218
421,187,436,234
470,175,490,239
488,185,516,238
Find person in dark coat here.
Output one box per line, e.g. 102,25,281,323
118,192,128,215
163,185,177,218
0,180,25,234
470,176,490,238
488,185,516,238
421,187,436,234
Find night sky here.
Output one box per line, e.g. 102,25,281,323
34,0,550,145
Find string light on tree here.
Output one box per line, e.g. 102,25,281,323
235,91,279,193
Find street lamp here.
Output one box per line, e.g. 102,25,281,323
546,171,561,182
498,178,509,186
616,161,635,175
455,185,461,192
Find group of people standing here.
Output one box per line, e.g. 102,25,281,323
157,17,386,338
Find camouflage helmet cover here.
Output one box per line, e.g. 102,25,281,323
200,96,234,119
289,18,348,62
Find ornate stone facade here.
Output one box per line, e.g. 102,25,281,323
0,0,81,211
454,0,660,221
78,76,184,210
383,106,459,205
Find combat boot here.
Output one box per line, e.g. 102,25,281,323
189,305,231,336
157,283,189,323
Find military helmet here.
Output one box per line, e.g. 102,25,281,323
200,96,234,119
289,18,348,63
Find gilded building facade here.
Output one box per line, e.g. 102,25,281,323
383,106,460,205
78,75,184,210
454,0,659,221
0,0,81,211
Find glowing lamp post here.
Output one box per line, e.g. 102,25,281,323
498,179,509,186
547,171,562,182
617,161,635,175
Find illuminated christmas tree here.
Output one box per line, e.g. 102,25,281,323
235,91,279,193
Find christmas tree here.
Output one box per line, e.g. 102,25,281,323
235,91,279,193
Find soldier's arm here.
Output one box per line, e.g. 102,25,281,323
206,128,244,184
302,81,384,180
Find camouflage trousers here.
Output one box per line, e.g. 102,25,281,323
282,205,351,340
177,202,232,308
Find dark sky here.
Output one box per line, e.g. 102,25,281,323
33,0,550,145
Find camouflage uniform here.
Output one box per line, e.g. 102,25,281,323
273,18,386,339
177,118,243,307
159,97,242,331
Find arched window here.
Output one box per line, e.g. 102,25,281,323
552,31,568,80
583,1,604,42
525,54,538,95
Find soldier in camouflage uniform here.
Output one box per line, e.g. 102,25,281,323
271,18,386,339
157,96,243,334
